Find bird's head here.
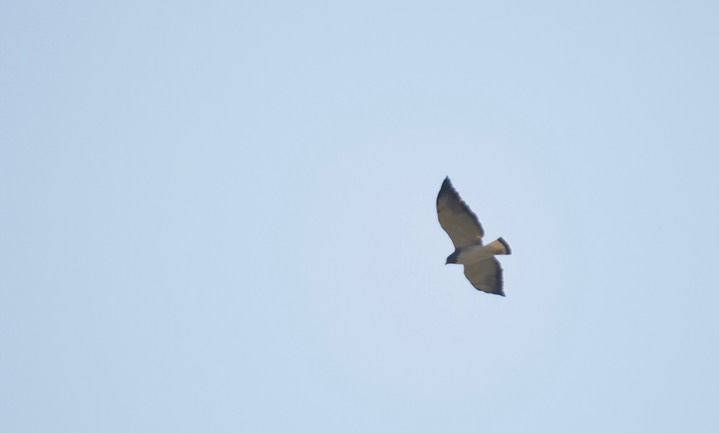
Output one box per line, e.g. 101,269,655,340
445,250,459,265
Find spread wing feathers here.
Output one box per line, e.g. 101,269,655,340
463,258,505,296
436,177,484,248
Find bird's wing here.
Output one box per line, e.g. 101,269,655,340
463,258,505,296
436,177,484,248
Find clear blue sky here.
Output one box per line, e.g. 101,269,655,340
2,1,718,432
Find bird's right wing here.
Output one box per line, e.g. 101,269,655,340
436,177,484,248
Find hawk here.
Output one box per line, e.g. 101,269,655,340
436,177,511,296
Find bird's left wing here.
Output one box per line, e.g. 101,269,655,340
463,258,505,296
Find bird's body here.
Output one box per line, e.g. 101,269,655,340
449,244,498,265
436,177,511,296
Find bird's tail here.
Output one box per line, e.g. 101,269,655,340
486,237,512,255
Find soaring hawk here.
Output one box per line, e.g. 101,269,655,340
436,177,511,296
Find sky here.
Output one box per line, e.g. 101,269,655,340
2,1,719,432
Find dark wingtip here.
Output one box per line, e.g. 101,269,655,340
437,177,455,204
439,177,458,197
481,289,505,297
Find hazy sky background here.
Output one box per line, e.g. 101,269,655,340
2,1,719,432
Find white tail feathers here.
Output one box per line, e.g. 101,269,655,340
486,237,512,255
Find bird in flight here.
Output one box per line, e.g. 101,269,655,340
436,177,511,296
